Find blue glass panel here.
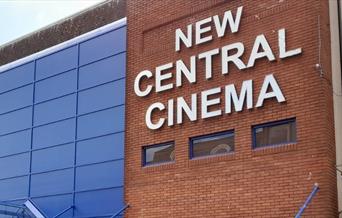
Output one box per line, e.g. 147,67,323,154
79,27,126,65
0,176,28,201
32,143,74,173
33,119,75,149
74,188,124,217
79,53,126,90
0,62,34,93
77,106,124,140
30,169,74,197
0,130,31,157
35,70,77,103
0,23,126,217
75,160,124,192
0,85,33,114
76,133,124,165
78,79,125,115
34,94,76,125
32,194,73,218
36,46,78,80
0,153,30,179
0,107,32,135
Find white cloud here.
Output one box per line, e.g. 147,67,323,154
0,0,106,45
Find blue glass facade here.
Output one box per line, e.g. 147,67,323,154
0,20,126,217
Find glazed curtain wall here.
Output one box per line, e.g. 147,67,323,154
0,20,126,218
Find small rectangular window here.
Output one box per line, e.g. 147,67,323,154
253,118,296,148
142,142,175,166
190,131,234,159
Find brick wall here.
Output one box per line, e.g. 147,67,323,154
125,0,338,217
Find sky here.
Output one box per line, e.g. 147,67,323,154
0,0,106,46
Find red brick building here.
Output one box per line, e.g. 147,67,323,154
0,0,342,217
125,0,340,217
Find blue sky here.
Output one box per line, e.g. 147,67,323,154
0,0,105,46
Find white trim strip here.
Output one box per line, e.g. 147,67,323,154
24,200,45,218
0,17,127,74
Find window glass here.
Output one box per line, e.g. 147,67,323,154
190,131,234,158
143,142,175,166
253,119,296,148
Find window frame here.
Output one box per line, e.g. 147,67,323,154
142,141,175,167
252,118,296,149
189,130,235,159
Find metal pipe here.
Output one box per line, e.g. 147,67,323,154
0,202,26,209
110,204,130,218
337,0,342,81
0,209,30,217
295,183,319,218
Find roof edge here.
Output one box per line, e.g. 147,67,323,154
0,0,113,50
0,0,126,66
0,17,126,73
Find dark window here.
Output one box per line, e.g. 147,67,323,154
142,142,175,166
253,118,296,148
190,131,234,159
